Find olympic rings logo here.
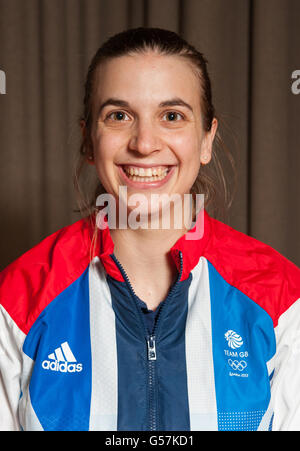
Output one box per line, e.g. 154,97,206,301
228,359,247,372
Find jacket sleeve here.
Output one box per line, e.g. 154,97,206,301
0,303,25,431
271,296,300,430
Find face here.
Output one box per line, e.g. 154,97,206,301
87,52,217,220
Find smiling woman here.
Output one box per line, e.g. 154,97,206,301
88,51,216,244
0,28,300,432
75,29,230,224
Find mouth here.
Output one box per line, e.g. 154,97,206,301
122,165,171,181
118,164,175,188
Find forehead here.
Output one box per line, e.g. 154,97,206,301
93,52,201,109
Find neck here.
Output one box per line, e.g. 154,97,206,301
110,226,185,311
107,202,196,311
110,225,187,264
110,201,193,263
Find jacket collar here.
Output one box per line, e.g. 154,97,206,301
89,208,211,282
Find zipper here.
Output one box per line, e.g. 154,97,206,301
148,342,157,430
110,250,183,431
147,335,157,360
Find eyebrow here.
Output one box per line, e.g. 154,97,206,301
97,97,193,117
158,98,193,112
97,98,130,117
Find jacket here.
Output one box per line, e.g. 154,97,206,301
0,209,300,431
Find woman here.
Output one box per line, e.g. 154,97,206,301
0,28,300,432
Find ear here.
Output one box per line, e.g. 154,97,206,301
80,119,95,165
200,117,218,165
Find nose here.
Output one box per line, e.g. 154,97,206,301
128,120,162,155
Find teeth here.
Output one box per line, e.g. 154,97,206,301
130,175,166,182
121,165,171,183
123,166,169,178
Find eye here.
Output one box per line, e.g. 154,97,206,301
106,111,130,121
162,111,184,122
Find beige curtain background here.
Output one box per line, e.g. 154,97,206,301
0,0,299,270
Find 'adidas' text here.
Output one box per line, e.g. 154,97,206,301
42,341,83,373
42,360,83,373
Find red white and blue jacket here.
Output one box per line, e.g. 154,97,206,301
0,209,300,431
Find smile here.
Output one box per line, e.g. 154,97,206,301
122,165,170,182
118,164,175,189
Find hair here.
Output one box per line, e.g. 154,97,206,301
73,27,238,260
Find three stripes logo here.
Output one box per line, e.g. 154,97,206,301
42,341,83,373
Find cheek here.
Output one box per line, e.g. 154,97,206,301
90,135,115,191
172,132,201,168
93,131,124,180
171,133,201,192
92,129,122,160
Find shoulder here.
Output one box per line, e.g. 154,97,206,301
0,216,93,334
204,215,300,326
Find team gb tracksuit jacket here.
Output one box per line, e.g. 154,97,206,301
0,209,300,431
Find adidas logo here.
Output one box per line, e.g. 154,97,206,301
42,341,83,373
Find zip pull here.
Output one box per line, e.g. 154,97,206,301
147,335,157,361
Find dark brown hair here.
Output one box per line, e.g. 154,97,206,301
73,27,237,257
